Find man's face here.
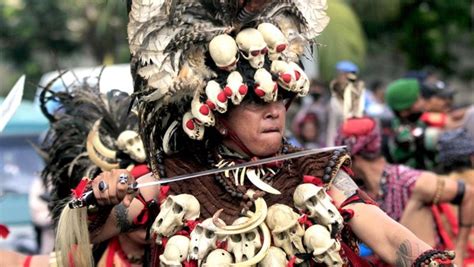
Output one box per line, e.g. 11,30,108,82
221,100,287,157
424,96,452,113
399,97,424,122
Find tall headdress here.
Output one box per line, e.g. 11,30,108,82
127,0,330,173
39,73,145,224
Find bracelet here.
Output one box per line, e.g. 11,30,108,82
450,180,465,205
412,249,455,267
432,178,445,205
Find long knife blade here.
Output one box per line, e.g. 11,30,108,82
69,146,346,209
133,146,346,189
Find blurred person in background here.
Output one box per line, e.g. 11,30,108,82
364,80,394,125
28,177,54,254
327,60,363,146
335,117,474,266
292,111,323,149
438,129,474,185
384,78,440,170
419,81,456,129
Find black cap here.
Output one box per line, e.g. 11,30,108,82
421,81,456,99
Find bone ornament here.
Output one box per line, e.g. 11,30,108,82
270,60,299,92
289,62,310,96
258,246,288,267
151,194,200,245
189,218,226,262
202,249,233,267
293,183,343,231
225,71,248,105
235,28,268,69
159,235,190,267
209,34,239,71
227,217,262,263
304,224,343,267
205,80,228,113
257,23,288,61
265,204,306,259
253,68,278,102
182,111,205,140
213,190,267,236
191,96,215,127
116,130,146,163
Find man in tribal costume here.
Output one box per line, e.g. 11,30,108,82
62,1,458,266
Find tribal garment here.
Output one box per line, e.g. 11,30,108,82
149,146,373,266
377,164,422,222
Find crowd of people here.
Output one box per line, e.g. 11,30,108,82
0,0,473,266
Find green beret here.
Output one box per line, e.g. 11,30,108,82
385,78,420,111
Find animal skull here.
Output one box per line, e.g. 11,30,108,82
258,246,288,267
116,130,146,163
289,62,309,96
293,183,343,231
209,34,239,71
159,235,190,267
191,96,215,127
224,71,248,105
304,224,343,267
257,23,288,61
236,28,268,69
182,112,205,140
205,80,228,113
189,218,225,261
227,217,262,263
202,249,233,267
265,204,305,258
151,194,200,245
254,68,278,102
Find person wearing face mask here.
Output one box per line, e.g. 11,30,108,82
335,117,474,266
384,78,440,170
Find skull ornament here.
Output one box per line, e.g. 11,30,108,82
254,68,278,102
191,96,215,127
270,60,298,92
209,34,239,71
202,249,233,267
266,204,305,258
151,194,200,245
257,23,288,61
293,183,343,231
227,217,262,263
235,28,268,69
224,71,248,105
258,246,288,267
182,112,205,140
116,130,146,163
189,218,225,261
205,80,228,113
304,224,343,267
159,235,190,267
289,62,309,96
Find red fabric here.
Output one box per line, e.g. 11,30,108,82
0,224,10,239
130,164,150,178
342,117,376,136
133,194,151,226
439,204,458,235
183,260,198,267
216,240,228,250
70,178,89,198
340,242,372,267
159,185,170,204
185,220,200,232
298,214,313,228
287,256,297,267
106,237,131,267
23,256,32,267
339,208,355,222
420,112,447,128
340,190,378,208
431,204,454,250
342,166,355,177
303,175,324,186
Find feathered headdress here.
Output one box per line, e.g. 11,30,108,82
128,0,330,172
39,73,144,224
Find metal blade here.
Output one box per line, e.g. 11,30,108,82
133,146,346,189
